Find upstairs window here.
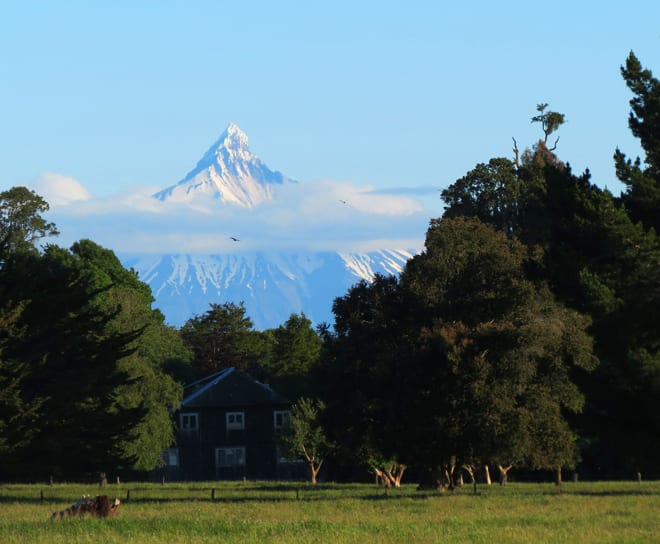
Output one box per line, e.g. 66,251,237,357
179,413,199,432
273,410,291,430
226,411,245,430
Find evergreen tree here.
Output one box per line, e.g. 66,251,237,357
69,240,187,472
0,238,187,479
615,51,660,232
180,302,266,378
262,313,322,399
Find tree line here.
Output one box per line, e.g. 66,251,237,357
1,52,658,484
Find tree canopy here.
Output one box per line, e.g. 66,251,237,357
0,230,188,479
0,186,58,263
180,302,267,379
319,53,659,482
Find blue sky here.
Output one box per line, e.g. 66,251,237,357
2,1,659,253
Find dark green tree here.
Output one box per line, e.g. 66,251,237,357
0,238,187,478
0,246,142,479
180,302,266,378
615,51,660,233
68,240,187,471
262,313,322,399
0,186,58,263
439,68,660,476
320,274,417,483
322,218,595,486
0,303,43,461
402,217,596,484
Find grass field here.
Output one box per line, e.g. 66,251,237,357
0,480,658,543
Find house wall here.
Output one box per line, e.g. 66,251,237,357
173,403,304,481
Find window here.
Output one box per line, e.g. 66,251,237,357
179,413,198,432
163,448,179,467
216,446,246,467
276,445,302,464
273,410,291,430
226,411,245,430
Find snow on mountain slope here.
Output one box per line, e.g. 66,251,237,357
153,123,296,208
122,249,416,329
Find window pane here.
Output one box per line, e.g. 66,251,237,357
216,447,246,467
180,413,198,431
274,411,291,428
226,412,245,430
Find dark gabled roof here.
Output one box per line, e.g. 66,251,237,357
181,367,290,408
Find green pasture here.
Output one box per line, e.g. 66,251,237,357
1,480,658,543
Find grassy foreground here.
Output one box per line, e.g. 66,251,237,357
1,480,658,543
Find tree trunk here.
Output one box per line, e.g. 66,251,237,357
308,459,322,485
498,464,512,486
484,465,492,485
555,467,562,486
443,466,453,490
463,465,477,495
374,464,407,488
392,464,406,487
463,465,475,484
374,468,390,487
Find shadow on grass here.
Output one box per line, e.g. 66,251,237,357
0,488,444,505
564,489,658,497
5,482,655,506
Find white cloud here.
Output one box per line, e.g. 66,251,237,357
40,176,435,255
31,172,92,205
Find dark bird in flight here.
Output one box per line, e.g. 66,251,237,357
229,236,240,242
339,199,348,204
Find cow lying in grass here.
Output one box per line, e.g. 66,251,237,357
51,495,120,520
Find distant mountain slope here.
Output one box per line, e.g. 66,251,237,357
122,249,416,329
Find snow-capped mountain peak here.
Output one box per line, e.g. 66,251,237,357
153,123,295,208
202,122,251,164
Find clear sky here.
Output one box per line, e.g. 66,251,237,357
2,1,659,253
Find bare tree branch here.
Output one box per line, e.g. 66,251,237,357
512,137,520,166
549,136,560,151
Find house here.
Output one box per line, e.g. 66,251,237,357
160,367,304,481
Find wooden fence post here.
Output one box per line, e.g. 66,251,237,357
211,488,215,501
126,489,131,502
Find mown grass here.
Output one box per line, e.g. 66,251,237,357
0,480,658,543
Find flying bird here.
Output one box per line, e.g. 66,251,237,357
339,199,348,204
229,236,240,242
